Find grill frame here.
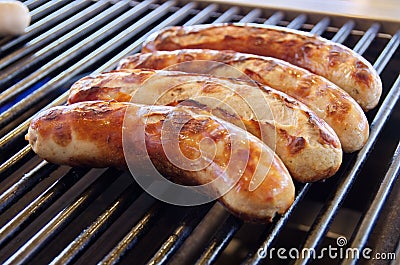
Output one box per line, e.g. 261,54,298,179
0,1,399,264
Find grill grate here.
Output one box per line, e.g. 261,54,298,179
0,1,399,264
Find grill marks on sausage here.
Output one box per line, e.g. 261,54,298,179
278,129,306,155
53,123,72,147
326,95,351,121
353,61,373,87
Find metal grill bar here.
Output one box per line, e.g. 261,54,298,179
183,4,218,26
99,203,162,265
374,30,400,74
3,168,119,265
341,141,400,265
331,20,356,43
213,7,239,23
263,11,284,25
310,17,330,35
147,206,211,265
29,0,71,22
195,215,243,265
294,74,400,265
286,14,307,29
238,8,262,23
24,0,48,10
353,23,380,54
49,183,142,265
0,146,33,175
93,1,199,73
0,161,57,214
0,167,88,248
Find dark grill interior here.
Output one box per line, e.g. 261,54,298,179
0,1,399,264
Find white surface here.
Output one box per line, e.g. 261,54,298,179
0,1,30,35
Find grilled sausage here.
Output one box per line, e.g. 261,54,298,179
118,49,369,152
142,23,382,111
26,101,295,222
68,69,342,182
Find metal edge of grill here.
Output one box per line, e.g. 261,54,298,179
0,0,399,264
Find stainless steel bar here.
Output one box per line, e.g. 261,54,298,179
239,8,262,23
3,169,119,265
92,1,198,73
0,167,89,248
310,17,330,35
0,37,13,48
0,161,57,214
195,215,243,265
331,20,356,43
168,204,230,265
49,183,141,265
24,0,48,10
147,206,210,265
293,74,400,265
286,14,307,29
263,11,284,25
0,145,33,175
373,30,400,74
341,141,400,265
213,7,239,23
29,0,71,21
183,4,218,26
353,23,380,54
99,203,162,265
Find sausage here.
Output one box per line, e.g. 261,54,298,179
68,69,343,182
26,101,295,222
118,49,369,152
142,23,382,111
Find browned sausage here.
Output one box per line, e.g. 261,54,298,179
142,23,382,111
68,69,342,182
118,49,369,152
26,101,295,222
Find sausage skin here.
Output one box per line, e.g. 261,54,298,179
142,23,382,111
118,49,369,152
26,101,295,222
68,69,342,182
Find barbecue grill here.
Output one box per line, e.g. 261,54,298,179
0,1,399,264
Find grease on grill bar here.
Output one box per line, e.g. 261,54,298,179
0,1,399,264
